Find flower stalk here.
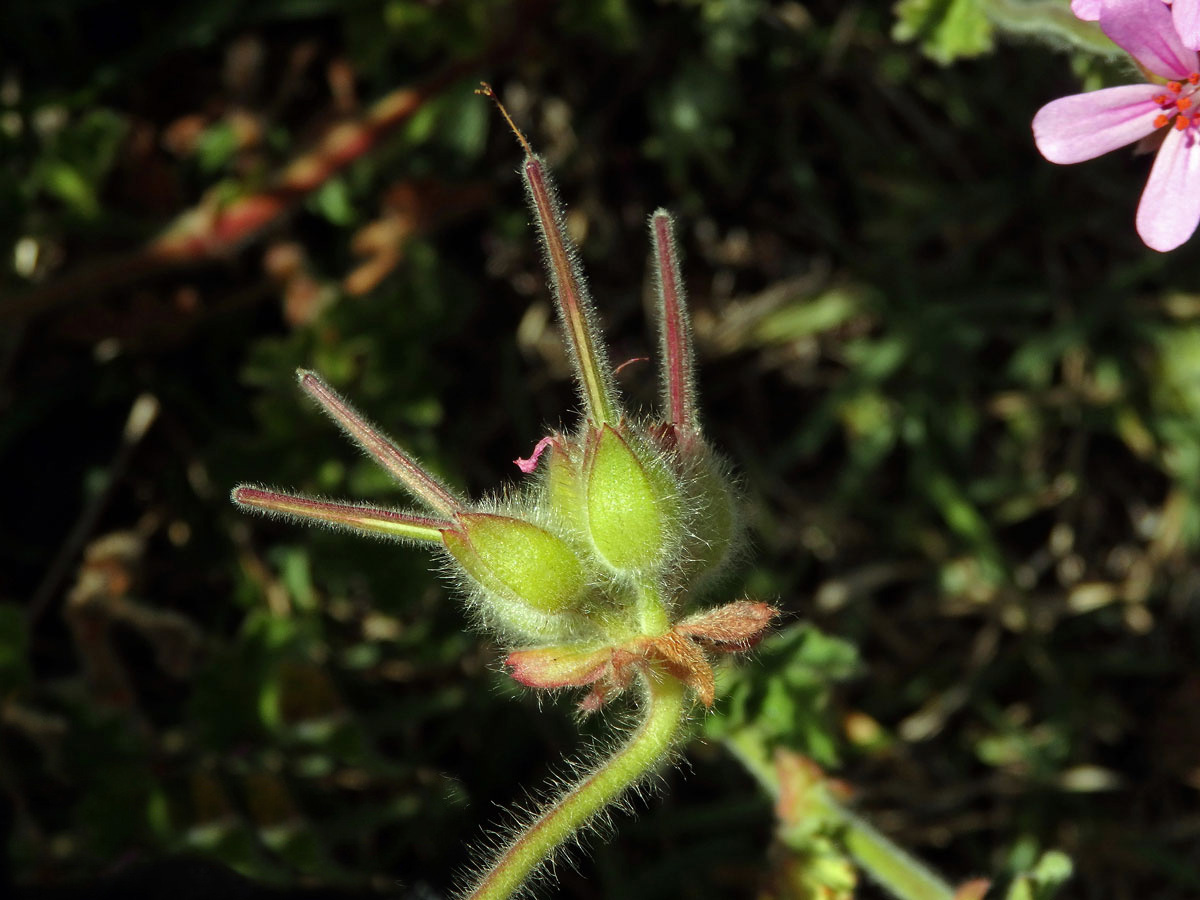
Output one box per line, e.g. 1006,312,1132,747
463,668,688,900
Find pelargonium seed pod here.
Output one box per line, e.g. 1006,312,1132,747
675,448,741,590
583,424,679,577
231,82,779,900
441,512,591,640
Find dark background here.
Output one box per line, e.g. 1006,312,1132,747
1,1,1198,897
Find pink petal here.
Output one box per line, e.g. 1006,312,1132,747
1137,125,1200,251
1071,0,1100,21
514,435,555,474
1175,0,1200,51
1101,0,1199,79
1033,84,1164,164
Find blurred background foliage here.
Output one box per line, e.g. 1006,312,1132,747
1,0,1198,897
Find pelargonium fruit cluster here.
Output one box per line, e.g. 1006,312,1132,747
232,83,777,899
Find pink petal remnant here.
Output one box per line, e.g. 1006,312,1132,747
1071,0,1100,20
1137,124,1200,250
514,435,556,474
1101,0,1198,79
1033,84,1166,164
612,356,650,377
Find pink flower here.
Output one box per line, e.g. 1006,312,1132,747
1173,0,1200,49
1073,0,1200,51
1035,0,1200,251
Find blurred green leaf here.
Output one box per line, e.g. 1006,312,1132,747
707,623,860,766
893,0,994,64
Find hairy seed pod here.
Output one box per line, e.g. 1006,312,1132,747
677,449,741,590
443,513,590,638
583,424,677,575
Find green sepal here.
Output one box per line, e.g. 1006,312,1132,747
542,439,585,535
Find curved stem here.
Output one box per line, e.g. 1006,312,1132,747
824,803,955,900
464,670,688,900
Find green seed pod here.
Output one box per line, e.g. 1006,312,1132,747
443,513,589,638
583,424,677,575
677,448,741,589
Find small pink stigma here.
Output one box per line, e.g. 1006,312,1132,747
514,436,557,474
613,356,650,376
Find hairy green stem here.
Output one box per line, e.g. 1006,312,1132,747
635,580,671,635
724,728,956,900
464,670,688,900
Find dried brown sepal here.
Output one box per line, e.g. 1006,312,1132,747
676,600,779,650
513,602,775,713
642,630,716,707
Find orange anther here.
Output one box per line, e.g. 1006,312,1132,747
1156,113,1171,128
1179,97,1193,111
1176,115,1190,130
1155,94,1170,105
1189,73,1200,84
1169,81,1184,93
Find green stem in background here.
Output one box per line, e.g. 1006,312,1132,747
464,670,688,900
724,727,957,900
983,0,1119,56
